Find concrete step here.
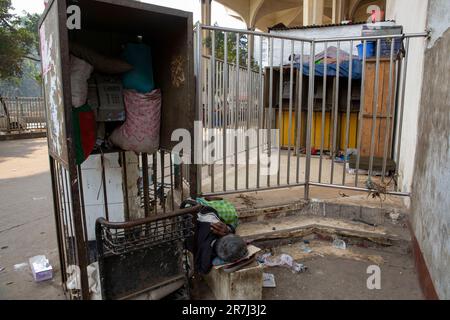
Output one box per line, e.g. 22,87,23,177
236,215,412,254
233,197,408,230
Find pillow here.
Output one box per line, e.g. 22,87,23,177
70,55,93,108
122,43,155,93
70,42,133,74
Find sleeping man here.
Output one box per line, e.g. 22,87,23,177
181,197,248,275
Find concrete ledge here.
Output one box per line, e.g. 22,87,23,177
236,199,406,228
0,131,46,141
237,215,411,253
204,262,263,300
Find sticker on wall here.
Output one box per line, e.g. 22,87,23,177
171,55,185,88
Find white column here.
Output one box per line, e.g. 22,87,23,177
304,0,324,26
303,0,313,26
201,0,212,55
313,0,324,25
332,0,348,23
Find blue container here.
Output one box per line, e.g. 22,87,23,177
122,43,155,94
357,41,376,59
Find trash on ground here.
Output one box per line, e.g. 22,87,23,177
300,243,313,254
263,273,276,288
32,197,47,201
66,262,101,299
29,255,53,282
389,212,401,223
332,239,347,250
13,262,28,271
0,266,5,273
258,253,307,274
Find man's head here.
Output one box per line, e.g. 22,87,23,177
215,234,248,263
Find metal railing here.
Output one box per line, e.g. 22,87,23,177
0,97,46,133
195,23,428,199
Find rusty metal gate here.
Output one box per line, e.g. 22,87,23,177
0,97,46,133
194,24,428,199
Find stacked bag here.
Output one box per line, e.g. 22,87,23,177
70,54,96,165
110,43,161,154
69,40,161,164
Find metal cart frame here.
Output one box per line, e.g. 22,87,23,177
95,205,200,300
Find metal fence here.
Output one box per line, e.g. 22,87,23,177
195,24,428,199
0,97,46,133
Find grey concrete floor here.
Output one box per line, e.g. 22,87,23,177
262,244,424,300
0,138,64,299
192,240,424,300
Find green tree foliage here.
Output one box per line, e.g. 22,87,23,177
204,24,259,70
0,0,40,80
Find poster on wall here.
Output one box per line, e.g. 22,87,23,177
39,0,69,167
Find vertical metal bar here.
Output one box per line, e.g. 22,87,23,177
277,40,284,186
390,59,399,170
196,24,203,196
246,34,252,190
319,42,328,183
267,37,274,187
141,153,150,217
206,56,210,131
61,166,75,266
161,150,166,213
153,153,158,215
296,42,304,184
100,152,109,221
368,39,382,179
304,41,316,200
395,37,410,191
223,31,229,191
220,61,223,136
210,30,216,193
76,165,89,254
121,152,130,221
216,61,220,169
235,32,240,190
55,162,69,271
169,153,175,210
287,40,294,185
355,40,367,187
330,41,341,185
342,40,353,185
16,97,21,134
257,36,264,188
382,38,396,182
49,158,67,284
